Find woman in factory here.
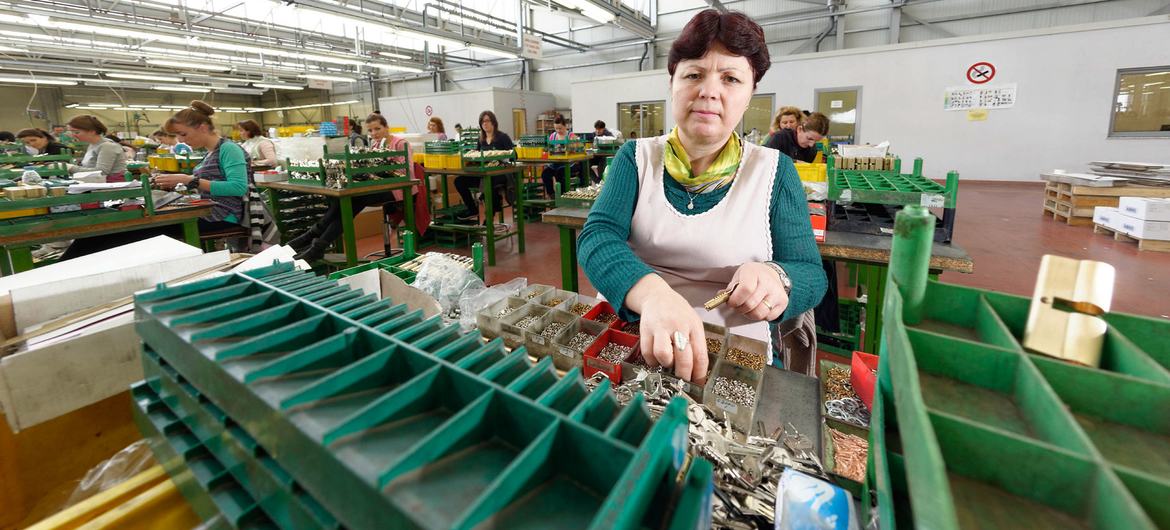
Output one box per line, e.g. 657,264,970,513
540,115,579,197
16,129,70,155
578,9,826,382
765,111,829,163
427,116,448,140
151,129,178,152
235,119,279,167
61,101,250,259
65,116,127,182
287,112,409,261
453,110,513,223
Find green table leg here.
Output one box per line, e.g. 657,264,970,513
340,196,357,267
515,169,525,254
441,173,450,210
860,264,888,354
8,247,33,274
563,163,573,192
0,248,11,276
181,219,200,247
404,184,416,239
264,188,285,243
482,173,496,266
559,226,578,292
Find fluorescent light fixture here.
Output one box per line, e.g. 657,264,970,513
86,103,120,107
147,59,232,71
152,84,213,93
65,103,79,108
1145,72,1169,77
253,83,304,90
299,73,358,82
554,0,615,24
0,75,76,85
378,63,425,73
215,87,266,96
465,44,517,59
1144,81,1165,86
74,106,108,110
105,72,184,82
112,107,135,111
129,104,160,108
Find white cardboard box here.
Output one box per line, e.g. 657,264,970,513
1117,197,1170,222
1093,206,1121,230
1115,211,1170,241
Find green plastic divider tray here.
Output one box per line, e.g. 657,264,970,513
871,206,1170,530
131,381,279,530
133,263,710,530
141,349,338,530
828,159,958,209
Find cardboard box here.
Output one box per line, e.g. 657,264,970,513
1118,197,1170,222
1115,211,1170,241
1093,206,1120,230
809,202,827,243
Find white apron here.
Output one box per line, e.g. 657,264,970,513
624,134,779,359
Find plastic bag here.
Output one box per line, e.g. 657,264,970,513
457,277,527,332
413,255,486,322
774,468,859,530
62,439,156,509
803,181,828,201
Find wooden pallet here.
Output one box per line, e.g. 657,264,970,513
1093,223,1170,252
1043,181,1137,226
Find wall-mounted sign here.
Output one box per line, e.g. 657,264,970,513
522,33,542,59
425,105,433,116
306,78,332,90
966,62,996,84
945,83,1016,111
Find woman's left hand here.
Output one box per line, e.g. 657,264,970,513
152,174,194,190
726,262,789,322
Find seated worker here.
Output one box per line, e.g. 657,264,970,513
763,106,802,145
62,101,251,259
764,112,828,163
151,129,178,152
16,128,69,155
107,135,136,161
235,120,279,167
288,113,410,261
541,116,580,198
454,110,514,223
590,120,617,183
65,116,127,182
593,120,614,138
427,117,448,140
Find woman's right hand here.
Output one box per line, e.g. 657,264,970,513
625,275,710,383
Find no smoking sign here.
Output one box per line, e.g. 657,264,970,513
967,62,995,84
425,105,433,116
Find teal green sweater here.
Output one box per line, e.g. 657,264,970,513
578,141,826,323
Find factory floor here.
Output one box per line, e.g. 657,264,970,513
355,180,1170,320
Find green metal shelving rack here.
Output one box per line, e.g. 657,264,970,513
827,157,960,243
132,263,712,530
867,205,1170,530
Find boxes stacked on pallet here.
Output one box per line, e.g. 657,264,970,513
131,263,712,530
867,207,1170,530
1093,198,1170,252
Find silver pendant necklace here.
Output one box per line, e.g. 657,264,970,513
686,189,698,210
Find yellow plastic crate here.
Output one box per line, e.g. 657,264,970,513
795,162,827,182
445,154,462,169
412,152,426,164
148,156,179,172
0,207,48,220
423,153,444,168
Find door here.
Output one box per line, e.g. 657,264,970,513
512,108,527,138
738,93,774,142
617,101,665,139
814,87,861,144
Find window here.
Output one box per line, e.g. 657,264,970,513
737,93,774,139
617,101,665,139
1110,66,1170,137
815,87,861,144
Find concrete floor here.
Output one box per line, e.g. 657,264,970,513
356,180,1170,320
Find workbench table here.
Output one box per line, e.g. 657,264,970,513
541,206,974,354
0,204,210,275
258,179,418,268
516,153,593,191
422,166,525,267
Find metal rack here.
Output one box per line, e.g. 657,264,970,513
828,157,960,243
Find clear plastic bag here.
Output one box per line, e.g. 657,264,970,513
457,277,527,332
62,439,156,509
413,255,486,322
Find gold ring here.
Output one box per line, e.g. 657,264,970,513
762,300,773,310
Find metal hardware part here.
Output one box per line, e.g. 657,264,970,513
1023,255,1115,367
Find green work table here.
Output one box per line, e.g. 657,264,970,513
258,179,419,268
422,166,525,267
541,206,974,354
0,203,210,275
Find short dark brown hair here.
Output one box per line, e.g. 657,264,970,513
593,120,605,129
17,128,54,141
553,116,567,126
165,100,215,133
68,115,108,135
668,9,770,87
801,112,831,136
365,113,387,127
236,119,264,139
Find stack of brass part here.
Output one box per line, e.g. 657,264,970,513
835,156,895,171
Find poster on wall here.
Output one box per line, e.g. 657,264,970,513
944,83,1017,111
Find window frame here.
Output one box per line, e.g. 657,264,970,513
1108,66,1170,138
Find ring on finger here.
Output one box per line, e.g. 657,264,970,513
672,331,689,352
762,299,773,310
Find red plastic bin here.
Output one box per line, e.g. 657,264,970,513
582,301,625,330
851,350,879,411
582,329,639,384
